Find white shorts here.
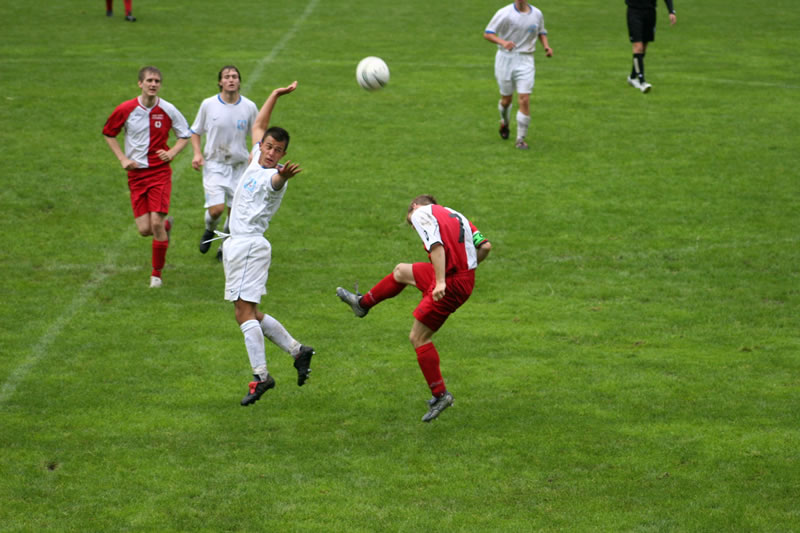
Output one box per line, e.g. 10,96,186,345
495,51,535,96
222,236,271,303
203,160,247,208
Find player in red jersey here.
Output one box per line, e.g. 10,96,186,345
103,66,191,288
337,194,492,422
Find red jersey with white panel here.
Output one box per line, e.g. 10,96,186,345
103,97,191,169
410,204,485,276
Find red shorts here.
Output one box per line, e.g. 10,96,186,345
127,165,172,218
411,262,475,332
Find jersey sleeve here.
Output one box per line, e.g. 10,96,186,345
170,109,192,139
411,207,442,252
161,100,191,139
190,99,207,135
469,220,488,248
484,8,505,35
102,100,134,137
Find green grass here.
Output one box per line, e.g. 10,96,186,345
1,0,799,530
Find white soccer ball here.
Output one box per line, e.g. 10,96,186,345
356,56,390,91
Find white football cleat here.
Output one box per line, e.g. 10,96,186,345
627,76,642,90
640,81,652,93
149,276,162,288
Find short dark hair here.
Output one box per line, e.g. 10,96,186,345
407,195,437,223
409,194,437,210
217,65,241,91
262,126,290,152
138,66,162,82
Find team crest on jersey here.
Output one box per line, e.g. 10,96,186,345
243,177,257,192
527,24,538,34
237,119,248,131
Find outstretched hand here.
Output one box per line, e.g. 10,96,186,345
278,160,303,179
274,81,298,97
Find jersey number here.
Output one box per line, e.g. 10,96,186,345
449,213,465,243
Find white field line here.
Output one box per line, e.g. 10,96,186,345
243,0,319,94
0,0,318,406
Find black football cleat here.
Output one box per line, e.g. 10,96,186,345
293,345,315,386
199,229,215,254
241,374,275,406
499,121,510,140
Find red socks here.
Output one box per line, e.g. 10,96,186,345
151,239,168,278
106,1,132,15
361,273,405,308
415,343,446,397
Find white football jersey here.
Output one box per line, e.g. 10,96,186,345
485,3,547,53
191,94,258,165
228,144,287,237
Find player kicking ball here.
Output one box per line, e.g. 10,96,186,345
220,81,315,406
337,195,492,422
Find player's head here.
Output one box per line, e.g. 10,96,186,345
258,127,290,168
406,194,438,224
218,65,242,93
138,66,162,82
137,66,162,96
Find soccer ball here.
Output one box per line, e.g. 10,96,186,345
356,56,390,91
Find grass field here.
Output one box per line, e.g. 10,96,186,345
1,0,799,530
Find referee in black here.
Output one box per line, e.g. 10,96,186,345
626,0,677,93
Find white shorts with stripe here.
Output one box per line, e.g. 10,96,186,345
222,236,271,303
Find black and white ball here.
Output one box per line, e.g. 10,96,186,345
356,56,390,91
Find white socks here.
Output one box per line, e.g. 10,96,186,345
516,111,530,141
498,100,511,125
260,314,301,357
241,320,267,379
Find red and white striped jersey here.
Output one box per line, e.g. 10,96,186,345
103,97,191,169
410,204,481,275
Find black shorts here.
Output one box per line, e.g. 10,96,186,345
627,7,656,43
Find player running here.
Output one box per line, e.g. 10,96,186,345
103,66,190,288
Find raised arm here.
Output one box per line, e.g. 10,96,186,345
252,81,298,145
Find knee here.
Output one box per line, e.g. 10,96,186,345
393,263,413,284
234,305,255,325
208,204,225,219
408,331,423,348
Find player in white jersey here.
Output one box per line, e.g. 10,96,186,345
190,65,258,260
219,81,315,407
484,1,553,150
